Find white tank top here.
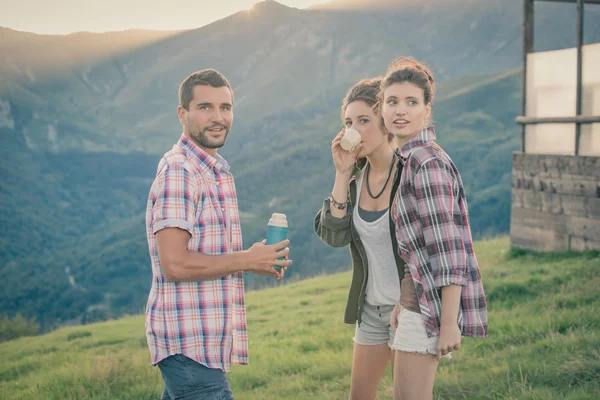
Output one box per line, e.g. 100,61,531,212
353,171,401,306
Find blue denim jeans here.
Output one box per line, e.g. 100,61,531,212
158,354,234,400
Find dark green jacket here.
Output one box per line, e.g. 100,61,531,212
314,159,406,325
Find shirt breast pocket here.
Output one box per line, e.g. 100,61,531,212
196,196,220,250
227,204,243,251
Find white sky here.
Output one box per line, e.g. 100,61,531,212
0,0,328,35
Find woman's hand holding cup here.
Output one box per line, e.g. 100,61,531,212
331,128,362,176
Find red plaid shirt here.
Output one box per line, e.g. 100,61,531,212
145,134,248,371
391,126,488,338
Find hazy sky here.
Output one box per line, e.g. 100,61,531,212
0,0,328,35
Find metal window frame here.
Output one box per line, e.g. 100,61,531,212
517,0,600,154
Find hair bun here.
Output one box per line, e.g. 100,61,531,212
389,57,434,83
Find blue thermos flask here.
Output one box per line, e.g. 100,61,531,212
265,213,288,270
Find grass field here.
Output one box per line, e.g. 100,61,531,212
1,238,599,399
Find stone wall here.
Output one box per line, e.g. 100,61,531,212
510,153,600,252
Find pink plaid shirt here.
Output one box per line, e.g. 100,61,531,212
391,126,488,338
145,134,248,371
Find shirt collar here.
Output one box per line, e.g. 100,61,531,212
178,133,230,173
396,125,437,162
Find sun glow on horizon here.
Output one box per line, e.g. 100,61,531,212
0,0,329,35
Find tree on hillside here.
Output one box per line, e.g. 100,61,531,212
0,313,40,342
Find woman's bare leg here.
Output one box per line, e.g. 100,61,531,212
349,343,393,400
393,351,439,400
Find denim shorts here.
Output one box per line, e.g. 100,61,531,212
157,354,234,400
391,308,451,359
353,301,396,347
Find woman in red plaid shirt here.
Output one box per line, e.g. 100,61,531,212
380,58,488,400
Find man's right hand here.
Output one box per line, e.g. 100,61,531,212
244,239,292,278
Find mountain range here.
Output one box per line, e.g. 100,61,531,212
1,0,599,329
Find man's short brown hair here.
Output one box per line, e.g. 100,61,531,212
179,69,234,110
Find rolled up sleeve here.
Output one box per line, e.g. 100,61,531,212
314,198,352,248
150,164,198,236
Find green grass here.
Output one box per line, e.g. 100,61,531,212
1,238,599,399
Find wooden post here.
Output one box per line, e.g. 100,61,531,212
522,0,534,153
575,0,584,155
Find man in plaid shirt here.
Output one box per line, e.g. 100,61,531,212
145,69,292,400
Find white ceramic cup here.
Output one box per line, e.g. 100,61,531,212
340,128,361,151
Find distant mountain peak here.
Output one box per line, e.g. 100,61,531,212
244,0,303,21
251,0,296,13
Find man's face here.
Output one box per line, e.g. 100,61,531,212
178,85,233,152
